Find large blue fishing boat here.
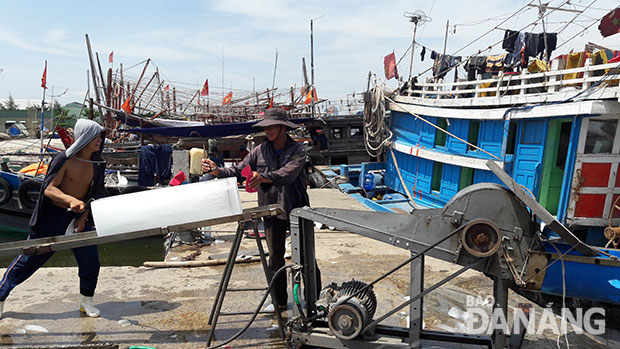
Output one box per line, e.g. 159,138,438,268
343,23,620,248
307,6,620,320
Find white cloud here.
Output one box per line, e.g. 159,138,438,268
0,28,75,57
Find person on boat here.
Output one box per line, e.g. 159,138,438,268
0,119,106,319
202,108,320,313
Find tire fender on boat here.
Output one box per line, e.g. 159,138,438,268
18,179,42,209
0,177,13,205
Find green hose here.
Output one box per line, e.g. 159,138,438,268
294,283,301,305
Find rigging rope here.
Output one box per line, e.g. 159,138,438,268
363,85,392,158
413,0,571,80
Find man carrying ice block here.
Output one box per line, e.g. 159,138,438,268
0,119,106,319
202,108,319,314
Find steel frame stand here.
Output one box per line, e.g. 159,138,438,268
289,208,499,348
206,217,287,346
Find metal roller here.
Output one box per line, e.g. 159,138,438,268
461,219,501,257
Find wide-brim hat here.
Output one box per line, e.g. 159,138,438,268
252,108,299,129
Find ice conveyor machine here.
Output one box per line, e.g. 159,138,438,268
286,160,619,348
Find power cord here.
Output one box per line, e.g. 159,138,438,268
207,264,299,349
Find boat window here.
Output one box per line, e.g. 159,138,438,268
556,122,572,169
331,128,344,139
431,162,442,192
506,121,518,155
350,127,362,137
467,120,480,151
584,119,617,154
435,118,448,147
459,167,474,190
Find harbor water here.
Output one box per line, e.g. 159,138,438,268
0,226,164,267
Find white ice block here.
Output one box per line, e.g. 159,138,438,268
91,177,242,236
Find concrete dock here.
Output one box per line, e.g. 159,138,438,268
0,189,613,348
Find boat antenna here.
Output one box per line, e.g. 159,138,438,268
527,1,582,62
403,10,431,80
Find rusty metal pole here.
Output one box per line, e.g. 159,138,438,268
119,63,124,104
106,68,112,132
133,72,157,112
172,87,177,113
84,34,105,119
96,53,106,103
132,59,151,98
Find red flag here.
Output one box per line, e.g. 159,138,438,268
267,97,274,109
164,84,169,92
121,96,132,113
109,51,114,63
41,61,47,89
599,8,620,37
384,51,398,80
304,88,317,104
201,79,209,96
222,91,233,105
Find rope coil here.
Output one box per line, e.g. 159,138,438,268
363,85,392,158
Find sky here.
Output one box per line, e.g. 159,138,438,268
0,0,619,107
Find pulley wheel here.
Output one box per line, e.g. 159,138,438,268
461,219,501,257
328,302,365,340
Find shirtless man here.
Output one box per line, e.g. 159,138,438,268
0,119,107,318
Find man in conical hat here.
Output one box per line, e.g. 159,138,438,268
0,119,107,318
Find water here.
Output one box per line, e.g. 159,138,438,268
0,227,164,267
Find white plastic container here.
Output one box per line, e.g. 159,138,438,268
189,147,205,175
91,177,242,236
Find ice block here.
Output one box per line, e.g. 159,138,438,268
91,177,242,236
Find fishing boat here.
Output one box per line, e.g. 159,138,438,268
336,6,620,248
312,5,620,324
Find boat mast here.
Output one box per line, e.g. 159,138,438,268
271,49,278,95
404,11,431,81
310,19,315,119
442,20,449,57
527,1,580,63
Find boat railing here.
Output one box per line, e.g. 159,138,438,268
399,58,620,106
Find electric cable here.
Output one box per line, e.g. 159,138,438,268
206,264,298,349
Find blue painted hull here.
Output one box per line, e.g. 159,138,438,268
541,242,620,305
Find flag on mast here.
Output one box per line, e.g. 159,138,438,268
384,51,398,80
201,79,209,96
304,88,317,104
222,91,233,105
41,61,47,89
599,8,620,37
109,51,114,63
121,96,132,113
